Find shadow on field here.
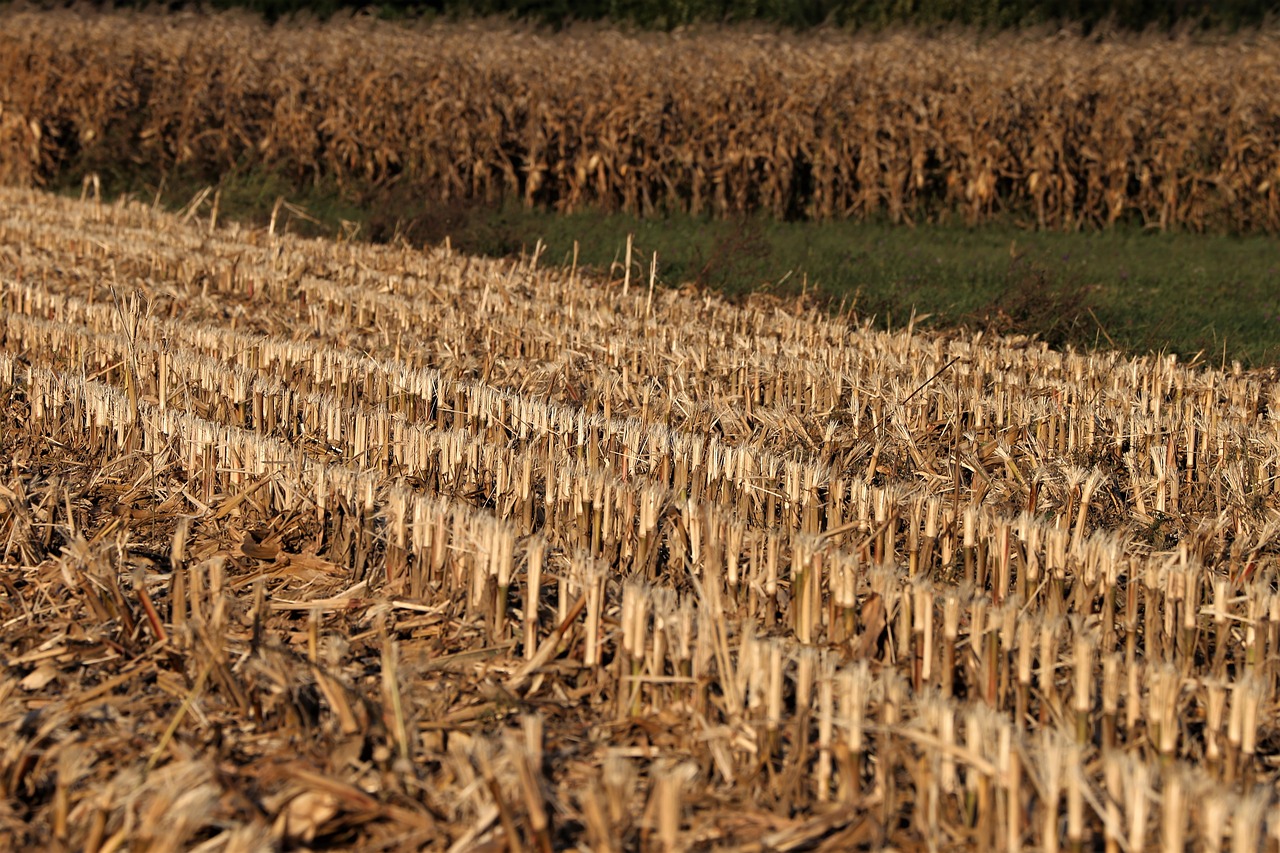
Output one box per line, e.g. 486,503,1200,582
971,257,1101,351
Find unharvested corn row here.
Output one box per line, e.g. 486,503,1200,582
3,10,1280,231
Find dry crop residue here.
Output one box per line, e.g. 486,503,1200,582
1,187,1280,848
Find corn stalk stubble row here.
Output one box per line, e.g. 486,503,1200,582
3,187,1280,848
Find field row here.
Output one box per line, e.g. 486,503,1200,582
3,188,1280,848
3,9,1280,231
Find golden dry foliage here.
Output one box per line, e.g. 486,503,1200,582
3,8,1280,231
4,187,1280,849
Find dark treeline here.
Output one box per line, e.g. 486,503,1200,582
30,0,1278,30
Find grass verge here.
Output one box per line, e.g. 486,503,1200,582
55,167,1280,368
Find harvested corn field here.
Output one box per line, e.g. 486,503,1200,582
4,9,1280,232
3,186,1280,850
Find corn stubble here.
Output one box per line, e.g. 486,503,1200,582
3,9,1280,232
4,186,1280,850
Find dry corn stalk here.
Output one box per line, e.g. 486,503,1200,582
4,185,1280,850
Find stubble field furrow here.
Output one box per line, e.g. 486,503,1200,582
2,188,1280,849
